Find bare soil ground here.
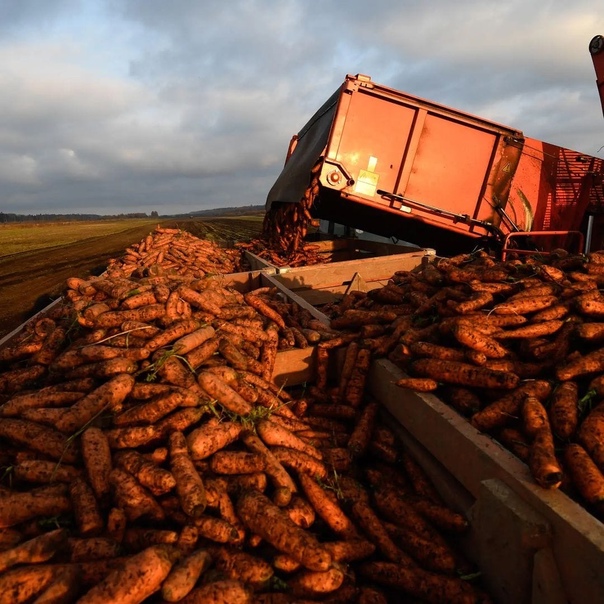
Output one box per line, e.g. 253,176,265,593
0,216,264,339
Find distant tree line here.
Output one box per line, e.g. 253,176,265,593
0,206,263,223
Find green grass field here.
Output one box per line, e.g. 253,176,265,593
0,219,160,257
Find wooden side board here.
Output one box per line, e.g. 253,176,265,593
369,358,604,604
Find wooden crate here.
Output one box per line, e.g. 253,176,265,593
369,359,604,604
272,248,434,306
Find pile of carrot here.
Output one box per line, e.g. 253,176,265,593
0,248,493,602
106,226,247,278
317,248,604,515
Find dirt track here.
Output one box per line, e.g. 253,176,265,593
0,217,263,339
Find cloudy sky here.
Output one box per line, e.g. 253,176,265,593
2,1,604,216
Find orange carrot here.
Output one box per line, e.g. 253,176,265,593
236,489,332,571
169,431,207,518
76,545,176,604
0,528,67,574
187,419,243,460
348,401,379,458
0,564,57,604
256,419,322,460
113,390,186,426
70,477,104,537
55,373,135,434
210,451,266,475
161,548,213,602
522,396,550,439
12,460,80,484
81,427,112,502
109,468,165,522
549,381,579,440
0,484,71,528
288,567,345,598
528,429,563,489
563,443,604,504
113,450,176,496
197,371,252,416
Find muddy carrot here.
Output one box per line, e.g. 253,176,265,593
549,381,579,440
556,347,604,381
197,371,252,416
113,390,186,426
161,548,213,602
288,567,345,598
257,419,322,460
522,396,550,439
81,427,112,502
194,515,240,544
578,402,604,470
55,373,135,434
564,443,604,504
32,564,79,604
176,579,252,604
187,419,243,460
76,544,176,604
345,348,372,408
13,459,80,484
0,484,71,528
169,431,207,518
0,390,83,417
236,489,332,571
109,468,165,522
452,324,508,358
529,429,563,489
0,419,77,463
210,451,266,475
348,401,380,458
106,507,126,544
70,478,104,537
113,450,176,496
270,446,328,481
0,564,57,604
0,528,67,574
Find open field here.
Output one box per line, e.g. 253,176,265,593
0,215,264,339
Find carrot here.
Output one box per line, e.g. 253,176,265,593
161,548,213,602
411,358,519,390
31,327,68,366
113,390,186,427
408,341,465,361
471,380,552,432
0,484,71,528
574,296,604,317
442,386,481,416
169,431,207,518
32,564,79,604
528,429,563,489
212,546,274,588
0,339,44,364
19,407,70,427
155,355,202,394
260,323,280,382
495,319,564,340
0,564,57,604
123,528,178,551
348,401,379,458
76,544,176,604
0,528,67,573
288,567,345,598
549,381,579,440
452,324,508,358
113,450,176,496
497,427,530,462
244,293,286,330
185,336,221,369
324,538,376,562
284,495,315,529
81,427,112,502
210,451,266,475
105,425,160,449
187,419,243,460
93,304,166,328
55,373,135,434
12,460,80,484
69,537,122,562
176,579,252,603
78,344,150,362
577,322,604,341
401,452,443,504
109,468,165,522
0,419,77,463
564,443,604,504
338,341,359,401
344,348,372,408
106,507,126,544
171,325,216,355
297,473,357,539
157,408,206,437
70,478,104,537
0,365,46,395
194,515,240,543
383,522,456,574
407,495,468,533
556,347,604,381
578,402,604,470
359,561,484,604
215,320,269,343
270,446,328,480
242,434,297,498
493,294,557,315
0,389,83,417
197,371,252,416
522,396,550,439
256,419,322,460
145,318,201,352
236,489,332,571
119,320,161,339
350,497,410,563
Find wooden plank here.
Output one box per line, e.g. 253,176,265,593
369,358,604,604
261,273,331,326
275,250,431,288
273,347,315,387
243,250,275,271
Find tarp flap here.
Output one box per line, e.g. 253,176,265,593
265,87,340,211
